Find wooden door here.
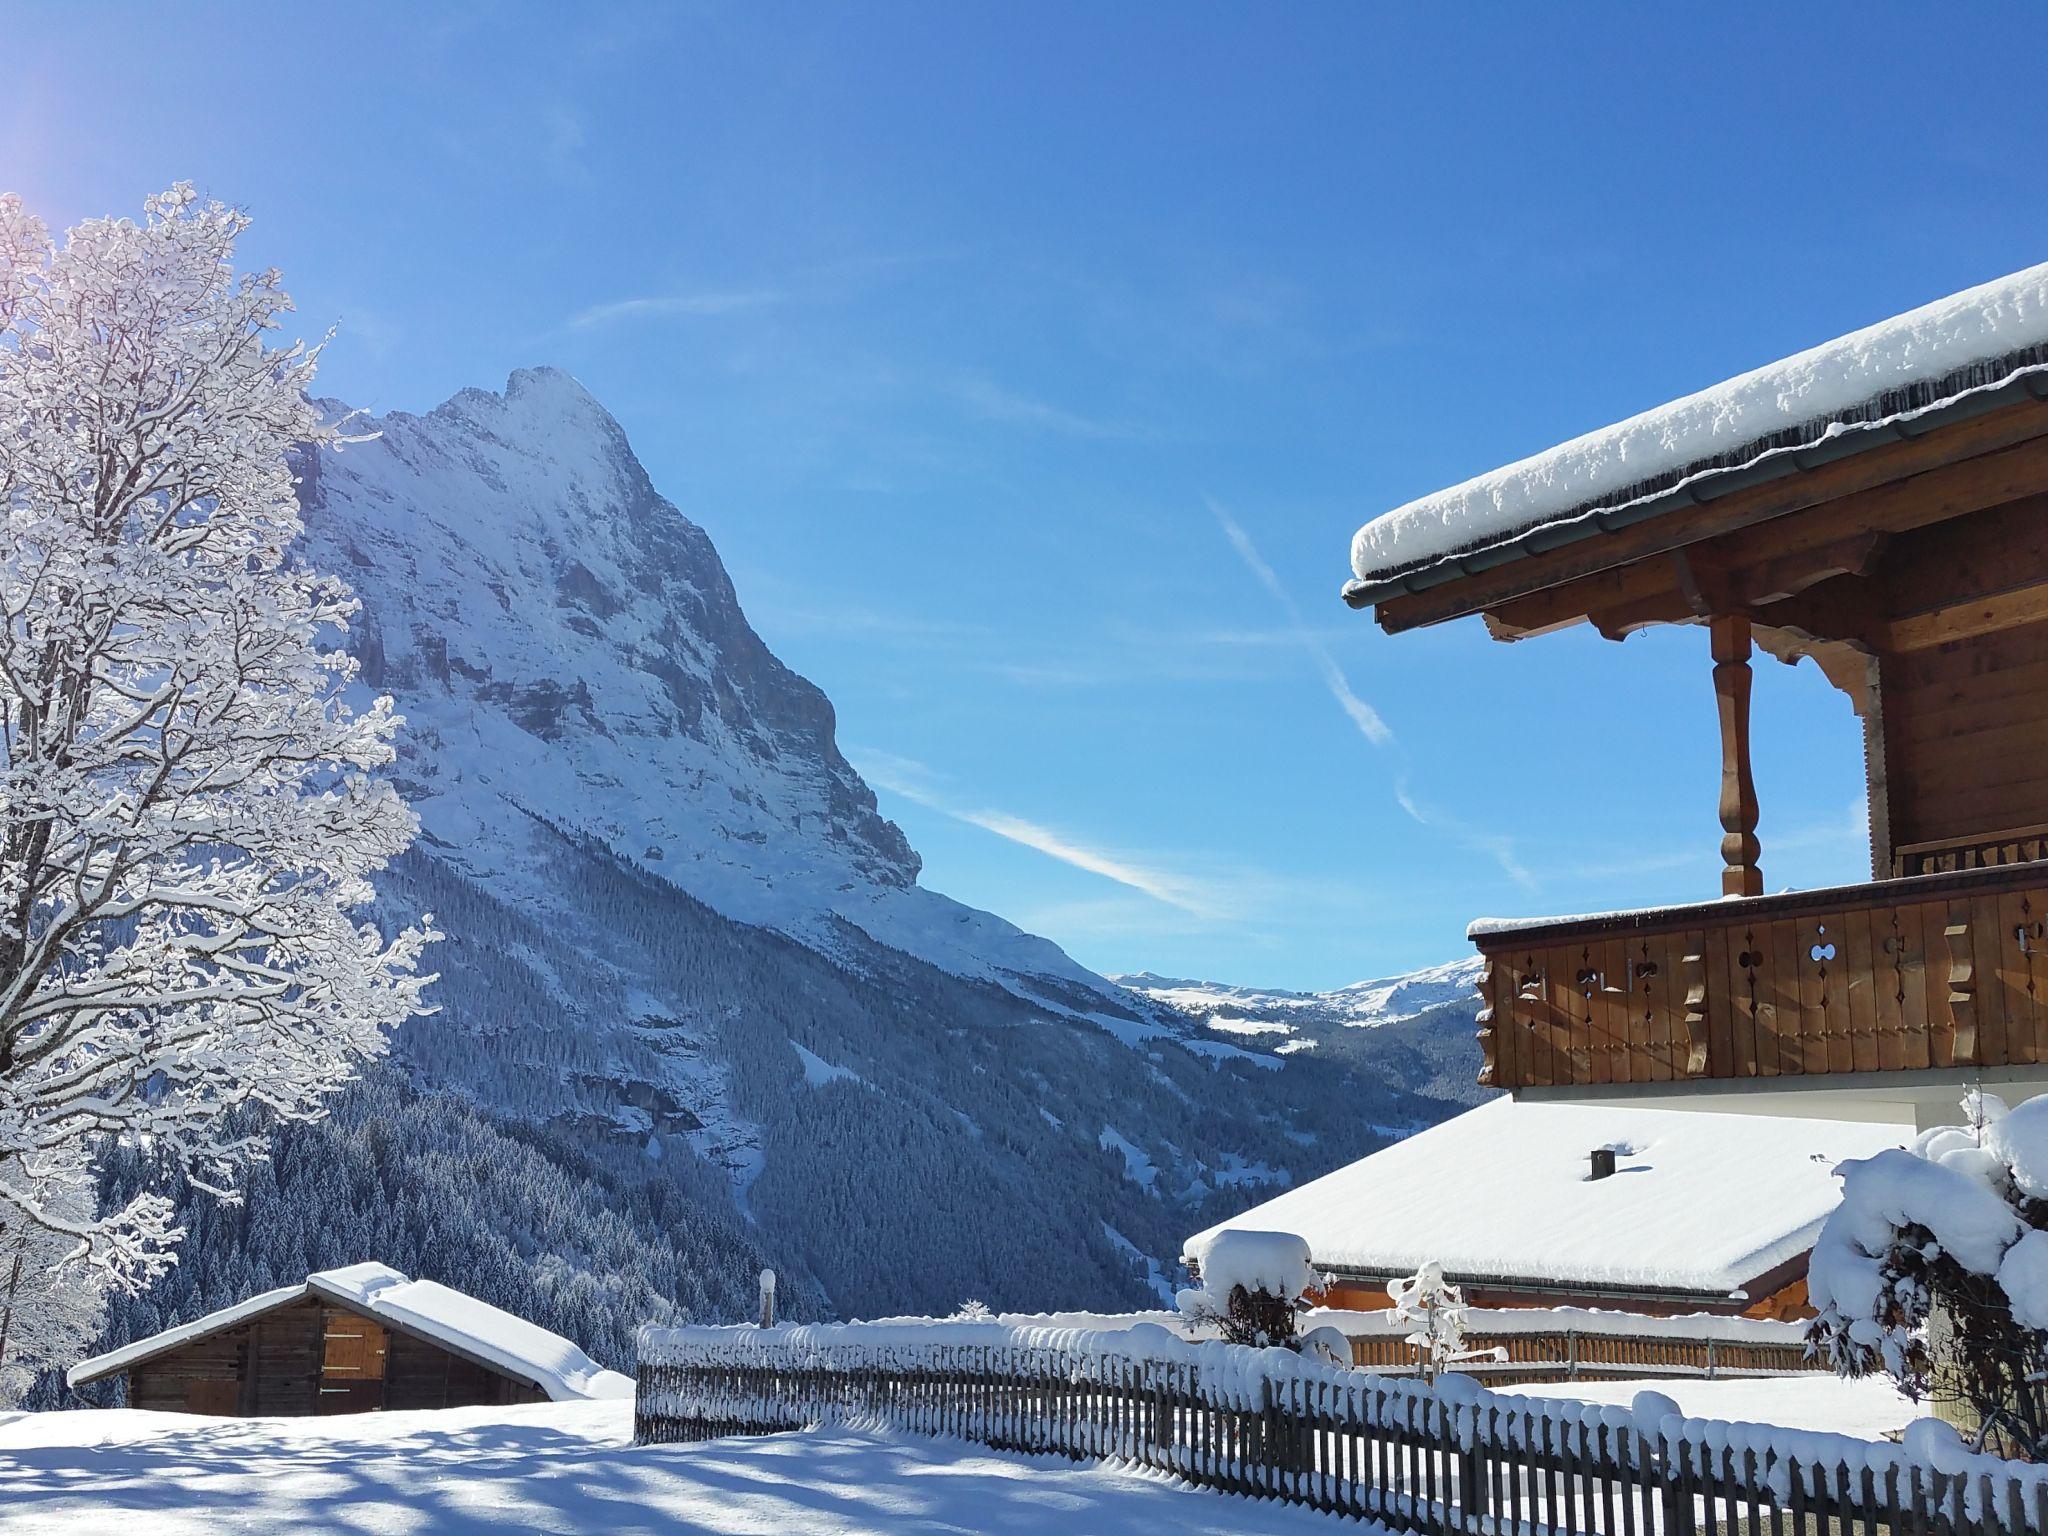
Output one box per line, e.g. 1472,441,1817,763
318,1309,389,1414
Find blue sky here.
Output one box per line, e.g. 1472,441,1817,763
11,4,2048,989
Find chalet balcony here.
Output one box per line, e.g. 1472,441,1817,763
1471,845,2048,1098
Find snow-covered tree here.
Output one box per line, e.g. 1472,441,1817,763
1807,1091,2048,1457
1388,1260,1498,1379
0,1156,105,1406
1178,1229,1319,1348
0,185,435,1299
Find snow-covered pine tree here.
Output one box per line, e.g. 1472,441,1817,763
0,186,435,1313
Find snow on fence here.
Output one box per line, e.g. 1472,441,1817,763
637,1319,2048,1535
1323,1307,1820,1383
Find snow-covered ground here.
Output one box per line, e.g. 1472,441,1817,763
0,1399,1351,1536
1515,1374,1918,1443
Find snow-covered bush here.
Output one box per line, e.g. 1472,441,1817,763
0,186,435,1303
1808,1091,2048,1456
1179,1229,1320,1349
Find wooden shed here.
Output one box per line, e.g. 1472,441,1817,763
66,1262,632,1416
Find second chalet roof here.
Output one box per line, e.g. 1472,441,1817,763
1346,260,2048,604
67,1262,635,1400
1184,1098,1907,1298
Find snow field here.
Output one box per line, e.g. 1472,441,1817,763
0,1400,1352,1536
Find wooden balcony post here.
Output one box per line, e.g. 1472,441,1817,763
1712,615,1763,897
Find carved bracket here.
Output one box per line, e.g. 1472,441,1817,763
1475,958,1497,1087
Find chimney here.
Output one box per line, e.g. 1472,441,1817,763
1588,1147,1617,1181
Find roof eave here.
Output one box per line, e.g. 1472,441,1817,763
1341,368,2048,615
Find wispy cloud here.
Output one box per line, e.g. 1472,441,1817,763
1211,503,1392,748
850,749,1227,917
950,808,1215,915
1211,500,1535,890
567,289,788,330
951,376,1145,441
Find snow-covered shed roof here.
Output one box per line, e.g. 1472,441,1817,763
67,1262,633,1401
1184,1098,1907,1299
1347,260,2048,602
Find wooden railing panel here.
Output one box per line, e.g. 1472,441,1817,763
1471,865,2048,1091
1844,907,1880,1073
1999,888,2043,1065
1974,890,2010,1067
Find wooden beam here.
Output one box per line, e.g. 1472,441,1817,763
1713,615,1763,898
1888,583,2048,652
1376,399,2048,634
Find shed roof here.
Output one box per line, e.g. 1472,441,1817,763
67,1262,633,1401
1184,1098,1907,1299
1346,261,2048,605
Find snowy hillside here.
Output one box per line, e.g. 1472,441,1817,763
86,370,1470,1393
1118,959,1493,1110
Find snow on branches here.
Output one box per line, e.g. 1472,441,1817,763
1388,1260,1502,1379
0,186,435,1304
1807,1091,2048,1456
0,1157,105,1407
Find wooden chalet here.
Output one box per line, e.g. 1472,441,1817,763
1184,1097,1904,1320
1344,262,2048,1126
66,1262,631,1416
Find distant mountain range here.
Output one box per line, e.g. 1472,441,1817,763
1118,960,1492,1111
92,370,1484,1391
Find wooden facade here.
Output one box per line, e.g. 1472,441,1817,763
1348,367,2048,1105
1316,1271,1811,1322
120,1294,547,1417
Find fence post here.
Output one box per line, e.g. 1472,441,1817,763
1566,1328,1579,1382
1705,1337,1717,1380
1457,1402,1489,1532
1659,1432,1695,1536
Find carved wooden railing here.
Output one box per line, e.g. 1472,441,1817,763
1471,862,2048,1091
1891,821,2048,878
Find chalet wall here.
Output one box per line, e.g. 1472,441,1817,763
124,1295,545,1416
1872,495,2048,857
1882,618,2048,851
1316,1274,1812,1321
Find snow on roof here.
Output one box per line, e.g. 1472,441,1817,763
1349,260,2048,591
1185,1098,1908,1297
68,1263,633,1401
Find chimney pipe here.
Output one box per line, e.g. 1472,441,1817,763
1589,1147,1617,1181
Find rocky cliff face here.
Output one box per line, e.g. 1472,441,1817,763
103,370,1474,1364
298,368,1117,992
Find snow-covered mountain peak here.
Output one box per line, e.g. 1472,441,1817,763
296,369,1131,994
1118,955,1483,1033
